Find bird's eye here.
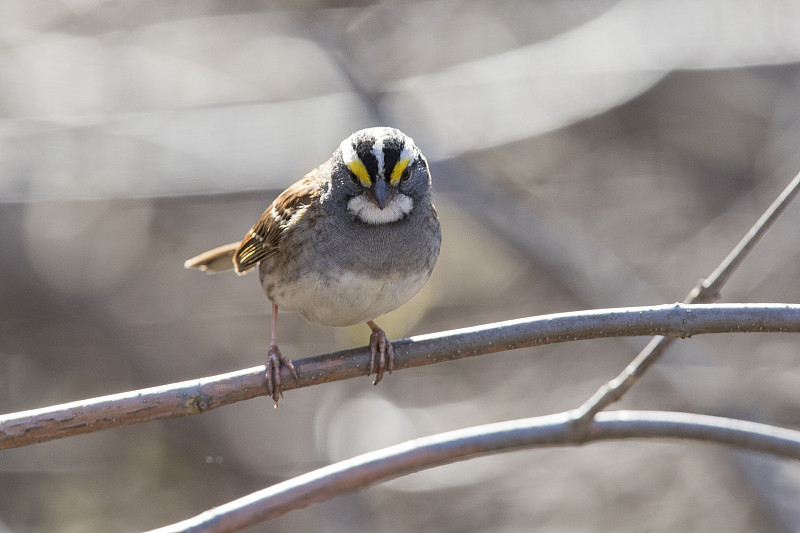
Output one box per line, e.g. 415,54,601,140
348,170,360,185
400,167,411,182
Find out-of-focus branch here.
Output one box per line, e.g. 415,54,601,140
145,409,800,533
2,303,800,451
571,171,800,424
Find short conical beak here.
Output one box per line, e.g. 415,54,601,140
373,179,391,209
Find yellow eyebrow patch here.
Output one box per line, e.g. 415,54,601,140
389,158,410,185
348,159,372,187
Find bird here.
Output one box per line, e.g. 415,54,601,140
184,127,441,405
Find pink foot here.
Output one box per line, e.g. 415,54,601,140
368,321,395,385
266,344,299,406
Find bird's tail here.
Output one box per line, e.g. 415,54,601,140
184,242,241,274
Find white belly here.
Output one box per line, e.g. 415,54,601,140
268,269,431,327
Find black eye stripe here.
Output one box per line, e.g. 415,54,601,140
345,130,415,183
383,146,401,180
355,140,379,182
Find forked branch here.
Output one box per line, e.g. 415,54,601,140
145,410,800,533
571,171,800,423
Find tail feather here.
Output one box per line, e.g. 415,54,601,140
184,242,241,274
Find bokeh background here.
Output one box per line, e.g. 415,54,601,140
3,1,800,531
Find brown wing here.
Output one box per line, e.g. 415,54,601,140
233,169,324,274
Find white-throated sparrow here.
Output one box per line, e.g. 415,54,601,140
185,127,441,404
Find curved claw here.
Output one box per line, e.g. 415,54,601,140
368,326,394,386
266,344,299,406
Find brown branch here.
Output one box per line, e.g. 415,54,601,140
571,170,800,424
2,303,800,451
144,409,800,533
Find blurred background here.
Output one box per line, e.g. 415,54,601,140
2,0,800,531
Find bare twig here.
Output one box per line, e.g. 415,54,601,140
571,171,800,424
2,303,800,451
144,409,800,533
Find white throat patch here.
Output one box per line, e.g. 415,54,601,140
348,193,413,225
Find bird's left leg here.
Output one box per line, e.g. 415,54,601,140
367,320,394,385
266,302,299,405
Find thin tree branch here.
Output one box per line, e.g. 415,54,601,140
571,171,800,424
2,303,800,451
144,409,800,533
697,172,800,300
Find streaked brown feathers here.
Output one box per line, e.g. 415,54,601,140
234,171,323,274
